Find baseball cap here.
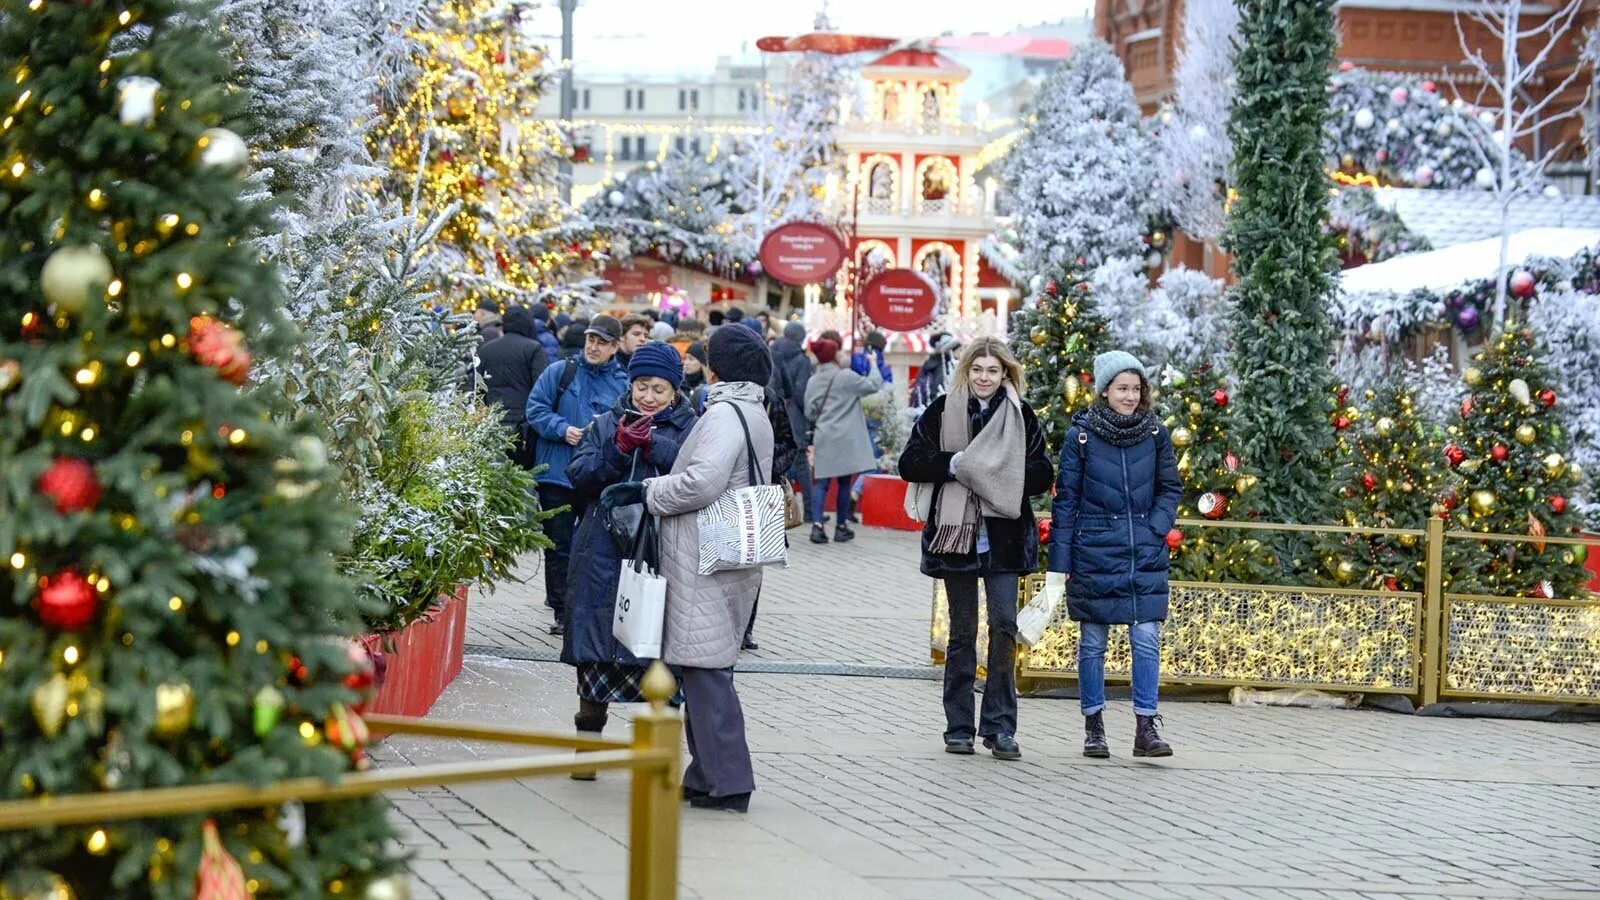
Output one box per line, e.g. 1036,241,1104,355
584,314,622,343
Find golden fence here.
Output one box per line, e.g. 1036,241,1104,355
0,662,684,900
930,518,1600,706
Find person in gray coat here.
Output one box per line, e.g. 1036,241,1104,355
803,338,883,544
610,324,775,813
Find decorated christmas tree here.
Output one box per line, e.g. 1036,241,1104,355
1321,381,1443,591
371,0,590,309
1010,265,1109,453
1159,361,1278,582
0,1,403,895
1443,326,1590,599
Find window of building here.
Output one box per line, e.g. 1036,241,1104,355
690,89,700,111
634,136,647,158
737,89,746,112
582,88,591,109
675,136,685,153
678,89,686,111
635,89,646,110
691,138,701,155
619,136,632,161
625,89,632,111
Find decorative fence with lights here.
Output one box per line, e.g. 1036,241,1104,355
930,518,1600,706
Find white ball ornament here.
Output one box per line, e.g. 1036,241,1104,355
1475,167,1496,189
1477,110,1496,127
1435,120,1452,137
1353,108,1376,130
116,76,160,126
608,190,625,207
41,245,114,314
1188,123,1208,140
197,127,248,171
1028,274,1046,293
1542,185,1561,198
1386,117,1401,132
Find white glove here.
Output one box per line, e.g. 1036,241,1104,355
949,451,964,478
1045,571,1067,604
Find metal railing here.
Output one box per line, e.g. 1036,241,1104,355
930,517,1600,707
0,662,684,899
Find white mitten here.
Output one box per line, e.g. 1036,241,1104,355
1045,570,1067,604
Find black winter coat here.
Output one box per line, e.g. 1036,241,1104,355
898,394,1054,577
560,398,697,667
1047,412,1183,624
769,336,812,442
473,332,551,426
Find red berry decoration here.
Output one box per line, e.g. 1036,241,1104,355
1362,472,1377,492
37,456,100,514
1212,389,1229,408
1164,528,1183,550
187,316,251,386
37,570,98,631
1445,444,1466,467
287,655,310,686
1539,388,1557,408
1491,443,1509,463
1549,495,1567,514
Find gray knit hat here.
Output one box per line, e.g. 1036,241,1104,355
1093,350,1147,397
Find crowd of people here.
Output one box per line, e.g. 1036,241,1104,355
465,300,1180,813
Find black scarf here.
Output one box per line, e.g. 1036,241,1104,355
1082,405,1158,447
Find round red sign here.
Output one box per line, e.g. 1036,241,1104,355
860,268,939,332
758,222,846,285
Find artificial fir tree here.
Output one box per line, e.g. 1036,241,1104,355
1002,38,1156,276
1320,382,1443,591
1443,326,1590,599
1225,0,1340,527
1009,265,1109,454
1159,362,1278,582
582,151,757,279
0,0,405,896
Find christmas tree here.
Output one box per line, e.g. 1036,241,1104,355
1003,38,1156,275
1011,266,1109,454
1225,0,1339,526
371,0,589,309
1321,382,1442,591
1443,326,1590,599
1159,361,1278,582
0,1,403,895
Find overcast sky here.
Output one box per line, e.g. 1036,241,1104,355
522,0,1094,78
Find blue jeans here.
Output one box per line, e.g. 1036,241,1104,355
811,475,854,526
1078,621,1161,717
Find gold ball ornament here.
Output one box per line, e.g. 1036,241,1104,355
196,127,248,172
0,873,75,900
1514,424,1536,445
1335,560,1357,583
1188,401,1202,416
152,682,194,738
31,673,70,738
364,875,413,900
1375,417,1395,437
1235,474,1259,494
1569,462,1584,483
1399,533,1419,547
1029,326,1048,346
1463,366,1483,386
41,245,113,314
1468,489,1497,517
1543,453,1566,478
1170,426,1193,448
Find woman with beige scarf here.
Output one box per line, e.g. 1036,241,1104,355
897,338,1054,760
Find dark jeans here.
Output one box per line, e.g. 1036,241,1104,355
787,457,815,522
810,475,854,526
538,483,578,617
942,571,1019,741
681,666,755,798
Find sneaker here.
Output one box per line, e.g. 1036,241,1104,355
810,524,829,544
834,524,856,543
982,733,1022,761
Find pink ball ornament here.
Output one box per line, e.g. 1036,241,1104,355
1338,60,1355,72
1509,269,1536,299
1414,165,1434,186
1421,80,1437,93
1389,86,1409,106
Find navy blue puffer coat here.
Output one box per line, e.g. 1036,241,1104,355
1047,411,1183,625
560,397,697,666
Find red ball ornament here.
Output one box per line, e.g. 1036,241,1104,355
1508,269,1536,299
1460,397,1473,418
288,655,310,686
1036,518,1052,544
1384,577,1400,592
1045,279,1058,296
1362,472,1377,492
1549,495,1567,514
187,316,251,386
37,569,98,631
37,457,100,514
493,51,506,64
1528,580,1555,600
439,150,455,163
1539,388,1557,408
1164,528,1183,550
1491,443,1509,463
1421,80,1437,93
1197,491,1228,520
1445,444,1466,467
1212,389,1229,408
1334,415,1351,431
1223,452,1240,473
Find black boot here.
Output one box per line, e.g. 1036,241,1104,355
833,523,855,543
982,733,1021,761
1133,714,1172,758
572,700,608,780
1083,711,1110,758
810,524,829,544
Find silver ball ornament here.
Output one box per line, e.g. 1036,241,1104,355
197,127,249,172
41,245,113,313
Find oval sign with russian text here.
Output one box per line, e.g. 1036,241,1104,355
758,222,846,285
861,268,939,332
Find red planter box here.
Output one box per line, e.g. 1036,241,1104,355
1585,532,1600,593
361,586,468,720
859,473,922,531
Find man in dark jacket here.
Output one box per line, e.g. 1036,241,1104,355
768,321,815,521
472,298,504,342
474,306,551,468
529,304,562,359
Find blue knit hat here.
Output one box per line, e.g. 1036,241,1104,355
1093,350,1147,397
628,341,683,387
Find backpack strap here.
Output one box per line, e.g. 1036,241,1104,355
552,359,579,411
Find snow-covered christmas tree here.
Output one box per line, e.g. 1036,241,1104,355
1528,289,1600,529
1157,0,1238,244
583,151,757,280
1002,38,1156,276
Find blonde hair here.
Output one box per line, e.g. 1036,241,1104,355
950,337,1026,398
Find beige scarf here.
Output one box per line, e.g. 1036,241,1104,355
929,380,1027,554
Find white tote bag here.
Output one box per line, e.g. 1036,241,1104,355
903,481,934,522
696,403,789,574
613,518,667,658
1016,582,1062,647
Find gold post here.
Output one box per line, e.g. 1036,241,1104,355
1421,516,1446,707
629,661,681,900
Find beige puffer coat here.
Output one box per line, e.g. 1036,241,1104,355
645,382,774,669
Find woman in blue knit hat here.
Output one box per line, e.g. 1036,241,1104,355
1044,350,1183,759
560,341,696,773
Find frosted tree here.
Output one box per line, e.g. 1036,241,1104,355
1158,0,1239,242
1095,257,1182,370
1453,0,1591,327
1003,38,1156,275
1528,290,1600,527
584,151,757,278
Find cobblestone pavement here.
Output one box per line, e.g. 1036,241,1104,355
382,526,1600,899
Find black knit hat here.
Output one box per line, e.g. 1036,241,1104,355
707,322,772,385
